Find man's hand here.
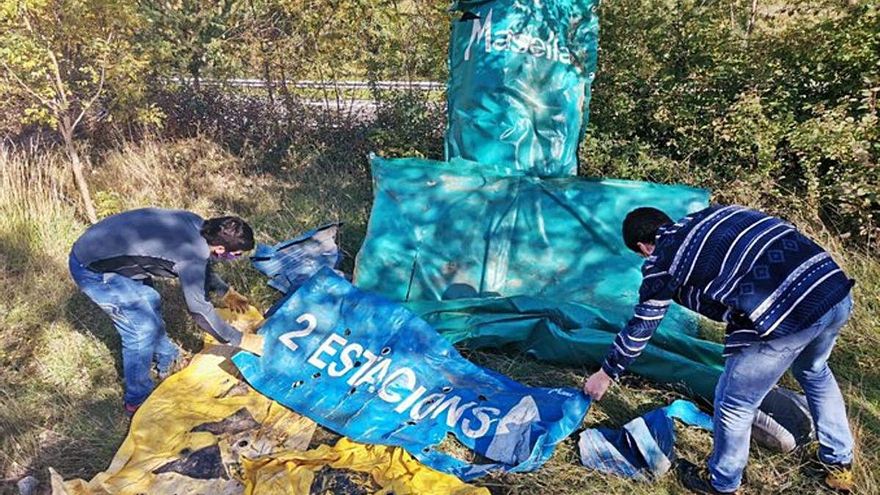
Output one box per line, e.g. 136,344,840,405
583,369,613,401
239,333,264,356
223,287,250,313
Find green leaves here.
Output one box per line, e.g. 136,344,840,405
0,0,149,129
1,0,874,245
582,0,879,247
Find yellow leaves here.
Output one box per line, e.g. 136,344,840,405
22,104,54,126
136,103,167,128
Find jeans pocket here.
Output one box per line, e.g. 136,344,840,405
727,346,785,402
757,339,797,357
98,302,131,327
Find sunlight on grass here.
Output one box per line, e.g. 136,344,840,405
1,138,878,494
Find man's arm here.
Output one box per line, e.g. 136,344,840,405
178,260,244,345
601,296,671,377
584,264,675,400
205,262,230,296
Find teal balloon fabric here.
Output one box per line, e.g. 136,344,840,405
446,0,600,177
354,156,727,400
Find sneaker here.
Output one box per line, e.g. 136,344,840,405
677,460,738,495
124,403,140,417
823,463,854,493
802,442,855,492
155,355,189,381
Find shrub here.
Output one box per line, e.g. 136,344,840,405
583,0,879,247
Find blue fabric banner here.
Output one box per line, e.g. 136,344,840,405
250,223,343,295
233,268,590,480
578,400,713,480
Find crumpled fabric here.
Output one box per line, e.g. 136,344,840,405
577,392,815,481
354,156,721,399
50,307,487,495
446,0,600,177
751,387,815,453
242,437,487,495
578,400,713,480
250,223,343,296
50,343,316,494
233,269,590,481
407,295,725,401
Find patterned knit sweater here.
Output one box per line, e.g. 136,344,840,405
602,205,854,379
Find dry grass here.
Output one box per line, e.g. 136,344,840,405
0,137,878,495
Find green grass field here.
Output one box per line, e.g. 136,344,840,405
1,137,877,494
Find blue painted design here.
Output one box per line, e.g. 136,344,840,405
578,400,712,480
233,269,590,480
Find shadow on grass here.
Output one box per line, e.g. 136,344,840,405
0,228,59,390
64,279,217,366
64,292,124,376
0,382,129,493
0,227,129,490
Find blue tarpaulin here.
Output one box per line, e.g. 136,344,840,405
250,223,343,295
233,268,590,480
578,400,712,480
353,156,726,400
446,0,600,176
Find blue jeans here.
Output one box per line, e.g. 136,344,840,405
69,253,179,406
709,294,854,492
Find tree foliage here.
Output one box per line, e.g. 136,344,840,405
0,0,150,129
0,0,151,221
138,0,250,88
583,0,879,246
0,0,876,244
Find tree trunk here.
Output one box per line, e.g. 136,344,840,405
747,0,759,37
260,40,275,106
60,115,98,224
190,56,203,91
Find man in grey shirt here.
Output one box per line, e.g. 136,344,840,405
69,208,264,414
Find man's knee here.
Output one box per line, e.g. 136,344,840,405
793,361,831,382
715,399,758,429
117,319,163,349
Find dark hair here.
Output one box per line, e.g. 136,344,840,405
201,216,255,251
622,207,672,253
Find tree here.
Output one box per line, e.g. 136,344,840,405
0,0,148,223
138,0,248,89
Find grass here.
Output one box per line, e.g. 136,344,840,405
0,135,878,495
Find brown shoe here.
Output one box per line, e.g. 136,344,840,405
823,463,854,492
802,442,855,492
677,460,738,494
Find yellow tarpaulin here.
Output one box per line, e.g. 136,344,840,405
50,307,488,495
242,438,487,495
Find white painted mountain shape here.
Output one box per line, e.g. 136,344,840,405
484,395,541,464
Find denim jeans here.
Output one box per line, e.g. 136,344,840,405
709,294,854,492
69,252,180,406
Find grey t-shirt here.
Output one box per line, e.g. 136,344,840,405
72,207,243,345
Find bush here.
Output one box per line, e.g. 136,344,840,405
368,88,445,160
150,83,446,175
583,0,879,247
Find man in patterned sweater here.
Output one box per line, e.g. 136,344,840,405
583,205,855,493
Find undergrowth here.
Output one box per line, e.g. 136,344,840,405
0,136,877,495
